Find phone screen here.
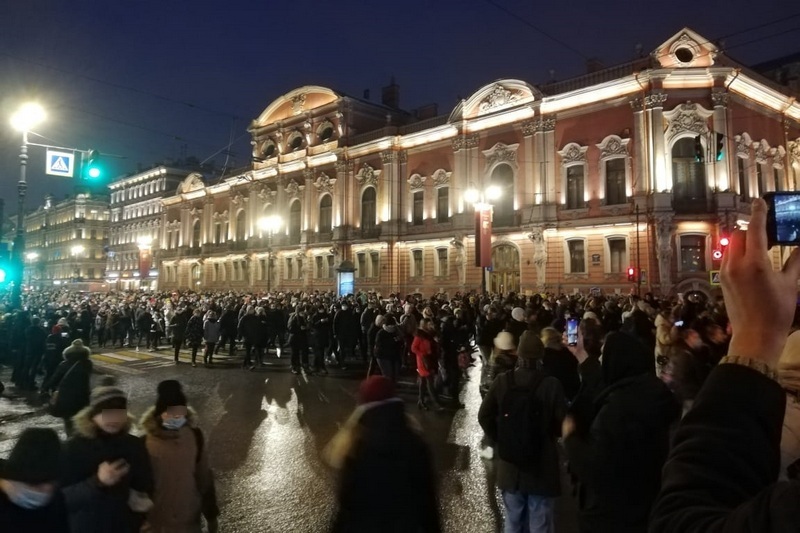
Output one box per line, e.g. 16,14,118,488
765,192,800,246
567,318,579,346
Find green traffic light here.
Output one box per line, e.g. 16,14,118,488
0,268,6,283
88,167,101,179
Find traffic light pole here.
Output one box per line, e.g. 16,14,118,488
635,203,641,297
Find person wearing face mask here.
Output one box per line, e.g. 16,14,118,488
140,380,219,533
61,378,154,533
0,428,69,532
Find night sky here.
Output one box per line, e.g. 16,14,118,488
1,0,798,215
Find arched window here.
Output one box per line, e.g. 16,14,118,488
235,210,246,242
672,138,707,212
191,264,201,283
289,200,302,244
361,187,376,235
191,219,201,249
490,164,514,227
319,195,332,234
214,222,222,244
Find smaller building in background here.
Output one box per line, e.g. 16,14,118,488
106,166,191,290
24,193,110,291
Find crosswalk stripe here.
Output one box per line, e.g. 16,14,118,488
96,352,140,362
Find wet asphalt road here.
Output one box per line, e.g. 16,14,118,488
0,353,579,533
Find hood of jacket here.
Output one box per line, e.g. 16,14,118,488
383,324,397,333
62,345,90,363
596,372,680,428
654,314,669,328
140,406,199,439
73,406,136,439
602,331,654,385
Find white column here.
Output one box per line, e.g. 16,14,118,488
712,92,730,191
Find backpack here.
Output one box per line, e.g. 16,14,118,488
496,370,546,470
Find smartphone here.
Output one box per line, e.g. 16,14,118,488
61,332,69,338
674,320,684,327
765,192,800,247
567,318,579,346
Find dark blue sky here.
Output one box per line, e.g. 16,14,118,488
1,0,798,213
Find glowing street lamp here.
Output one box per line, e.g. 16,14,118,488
464,185,503,294
9,102,46,308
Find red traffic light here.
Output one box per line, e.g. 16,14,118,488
627,267,636,282
719,236,730,247
712,249,723,260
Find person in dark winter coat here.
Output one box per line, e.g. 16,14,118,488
140,380,218,533
61,380,154,533
238,307,261,369
217,306,239,357
0,428,69,533
43,339,93,436
169,309,189,363
202,312,221,367
478,331,566,533
21,316,49,390
184,310,204,365
333,303,360,366
541,327,581,402
287,305,311,374
373,315,404,383
562,331,680,533
311,305,332,375
325,376,441,533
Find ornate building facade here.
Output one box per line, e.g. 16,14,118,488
158,28,800,298
24,193,110,291
106,166,191,290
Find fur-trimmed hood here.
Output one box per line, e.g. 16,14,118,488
72,405,136,439
140,405,199,439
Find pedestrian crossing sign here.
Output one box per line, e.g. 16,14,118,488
710,270,721,286
46,149,75,177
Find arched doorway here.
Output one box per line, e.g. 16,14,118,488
490,244,520,294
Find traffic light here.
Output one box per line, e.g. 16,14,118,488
84,150,103,180
694,135,704,163
627,266,636,282
715,133,725,161
719,235,730,249
713,235,730,261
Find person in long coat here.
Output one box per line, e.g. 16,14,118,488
43,339,93,436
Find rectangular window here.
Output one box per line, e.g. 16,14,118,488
568,240,585,273
296,259,303,280
357,252,366,279
370,252,380,279
436,188,450,223
774,168,782,192
437,248,448,277
566,166,584,210
412,191,424,226
285,258,292,280
605,158,626,205
608,238,626,273
756,164,765,198
327,255,335,279
88,268,95,279
412,249,423,277
680,235,706,272
738,158,749,200
233,262,240,281
316,256,323,279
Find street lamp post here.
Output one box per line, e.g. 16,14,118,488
465,185,502,295
258,215,283,293
9,103,45,309
25,251,39,289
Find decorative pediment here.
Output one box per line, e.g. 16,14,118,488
449,79,541,122
356,163,381,187
754,139,770,164
479,85,522,113
290,93,306,115
653,27,718,69
596,135,630,159
558,143,588,166
314,173,337,194
663,101,713,140
735,133,753,159
432,169,451,188
285,179,305,198
483,142,519,170
212,210,229,222
177,172,205,194
408,173,426,191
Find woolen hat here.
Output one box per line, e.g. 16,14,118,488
358,376,396,404
0,428,62,484
517,330,545,360
71,339,85,348
155,380,187,416
494,331,516,351
90,377,127,413
511,307,526,322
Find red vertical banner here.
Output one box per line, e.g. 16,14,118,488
477,205,492,267
139,249,152,278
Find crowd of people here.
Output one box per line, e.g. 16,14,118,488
4,199,800,531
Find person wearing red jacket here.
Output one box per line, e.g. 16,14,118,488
411,318,444,411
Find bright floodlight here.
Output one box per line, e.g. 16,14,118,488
485,185,502,201
137,236,153,248
70,245,85,256
26,252,39,261
10,102,46,132
464,188,480,205
259,215,283,232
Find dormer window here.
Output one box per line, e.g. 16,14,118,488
317,120,335,142
288,132,304,152
674,47,694,64
262,140,276,158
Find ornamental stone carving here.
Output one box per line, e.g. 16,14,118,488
314,173,337,194
381,151,397,164
754,140,769,164
231,193,244,206
479,84,521,112
521,120,536,136
432,169,451,187
528,226,548,290
284,179,305,198
664,101,712,140
771,146,786,169
212,210,229,222
596,135,630,159
483,142,519,169
450,233,466,286
408,173,426,191
711,91,729,107
535,117,556,132
356,163,379,187
645,93,668,109
398,150,408,164
452,133,481,152
336,159,353,175
257,187,276,203
791,140,800,165
558,143,588,165
291,93,306,115
735,133,753,159
654,213,674,292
